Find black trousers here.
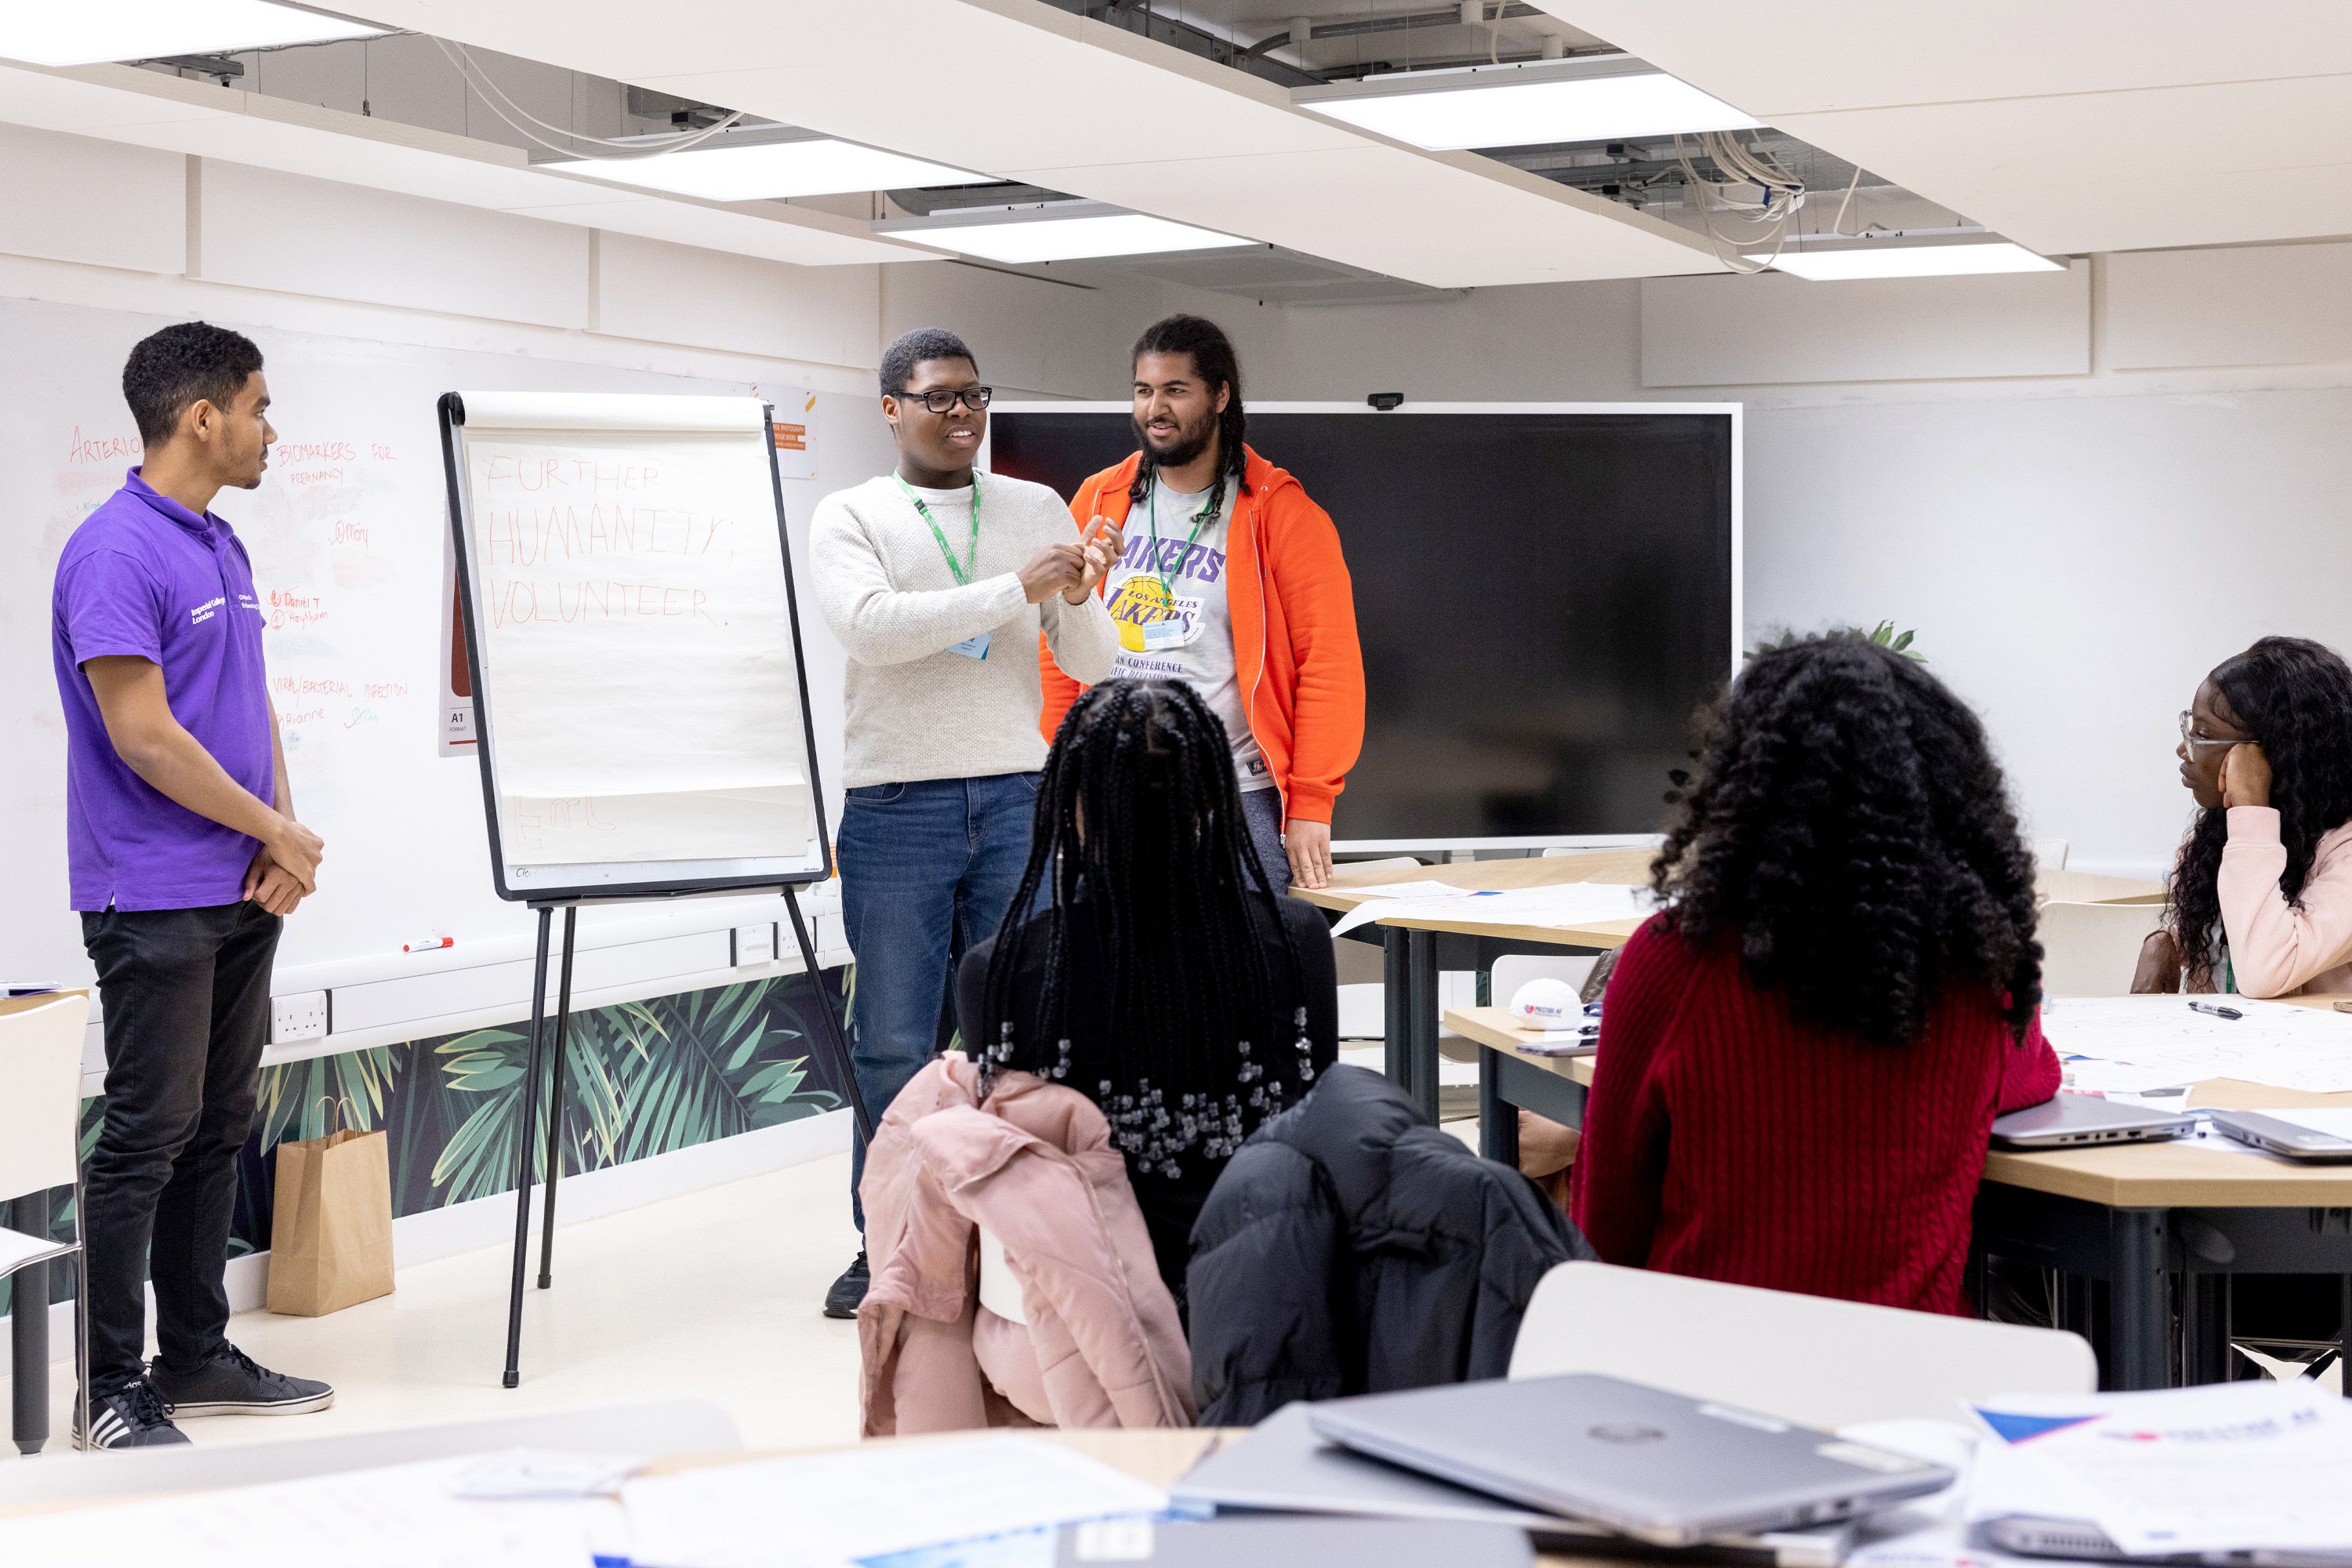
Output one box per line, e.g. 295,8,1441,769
79,902,280,1393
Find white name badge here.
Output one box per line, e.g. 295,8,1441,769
1139,617,1191,652
947,630,991,660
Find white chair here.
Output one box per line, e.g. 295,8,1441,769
1490,953,1600,1009
0,993,92,1454
1508,1261,2094,1428
2033,838,2071,871
0,1397,739,1504
2038,900,2166,997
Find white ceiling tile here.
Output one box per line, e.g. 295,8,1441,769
1530,1,2352,114
1775,73,2352,253
1533,2,2352,251
1009,145,1722,287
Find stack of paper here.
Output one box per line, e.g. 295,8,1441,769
2040,996,2352,1094
1967,1383,2352,1558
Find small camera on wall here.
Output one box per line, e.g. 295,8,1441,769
1367,392,1405,411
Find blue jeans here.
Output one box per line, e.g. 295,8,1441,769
838,771,1040,1230
1241,787,1291,895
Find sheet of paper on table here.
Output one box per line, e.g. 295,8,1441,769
1967,1383,2352,1557
0,1454,608,1567
1329,884,1654,938
1329,880,1483,901
2039,996,2352,1094
619,1436,1170,1568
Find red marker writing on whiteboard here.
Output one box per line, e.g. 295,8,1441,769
403,936,453,953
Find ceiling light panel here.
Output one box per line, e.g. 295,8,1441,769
1755,241,2064,281
543,139,993,201
0,2,384,67
1296,59,1759,151
880,211,1254,265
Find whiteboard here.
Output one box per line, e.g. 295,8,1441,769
441,390,829,898
3,294,885,1005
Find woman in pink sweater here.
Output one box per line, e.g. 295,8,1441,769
2134,637,2352,997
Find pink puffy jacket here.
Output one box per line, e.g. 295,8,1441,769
856,1056,1194,1436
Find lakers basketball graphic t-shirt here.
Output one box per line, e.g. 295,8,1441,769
1102,478,1272,791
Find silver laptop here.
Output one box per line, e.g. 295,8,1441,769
2207,1109,2352,1163
1305,1375,1952,1548
1174,1402,1854,1566
1986,1513,2352,1566
1990,1094,2194,1149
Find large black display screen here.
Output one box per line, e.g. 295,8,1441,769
987,408,1735,843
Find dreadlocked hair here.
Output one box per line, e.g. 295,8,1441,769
1127,314,1250,507
2169,637,2352,987
978,678,1315,1177
1654,633,2042,1047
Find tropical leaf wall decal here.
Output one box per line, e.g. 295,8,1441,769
5,967,851,1312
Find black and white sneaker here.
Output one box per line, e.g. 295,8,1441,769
150,1343,335,1417
823,1250,869,1319
74,1381,190,1450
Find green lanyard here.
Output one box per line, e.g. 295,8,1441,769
1144,474,1222,601
894,472,982,586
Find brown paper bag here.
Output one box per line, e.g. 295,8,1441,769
267,1104,394,1316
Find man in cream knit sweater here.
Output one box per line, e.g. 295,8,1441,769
810,328,1120,1316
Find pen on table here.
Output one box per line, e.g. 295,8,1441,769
2187,1000,2242,1021
403,935,453,953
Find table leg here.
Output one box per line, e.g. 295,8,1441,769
1382,928,1408,1087
1407,930,1440,1122
2107,1208,2172,1391
2182,1272,2231,1386
9,1197,47,1455
1479,1050,1519,1166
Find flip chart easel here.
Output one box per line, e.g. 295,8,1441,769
437,390,867,1387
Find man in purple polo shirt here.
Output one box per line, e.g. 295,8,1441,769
53,322,335,1449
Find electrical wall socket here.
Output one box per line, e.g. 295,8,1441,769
270,989,329,1044
732,924,778,967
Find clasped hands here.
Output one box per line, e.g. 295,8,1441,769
1020,517,1125,605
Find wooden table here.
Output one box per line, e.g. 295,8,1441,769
1303,853,2163,1122
1450,997,2352,1394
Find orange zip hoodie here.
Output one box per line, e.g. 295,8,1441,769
1036,446,1365,826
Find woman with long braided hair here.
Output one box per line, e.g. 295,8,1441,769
956,677,1338,1301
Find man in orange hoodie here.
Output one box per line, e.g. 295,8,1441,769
1039,315,1363,889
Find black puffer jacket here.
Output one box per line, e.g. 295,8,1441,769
1186,1065,1595,1425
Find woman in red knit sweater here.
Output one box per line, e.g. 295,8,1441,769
1571,635,2060,1316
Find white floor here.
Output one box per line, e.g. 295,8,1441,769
0,1153,868,1458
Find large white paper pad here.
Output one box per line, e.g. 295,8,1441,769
619,1437,1168,1568
459,414,818,868
2039,996,2352,1094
